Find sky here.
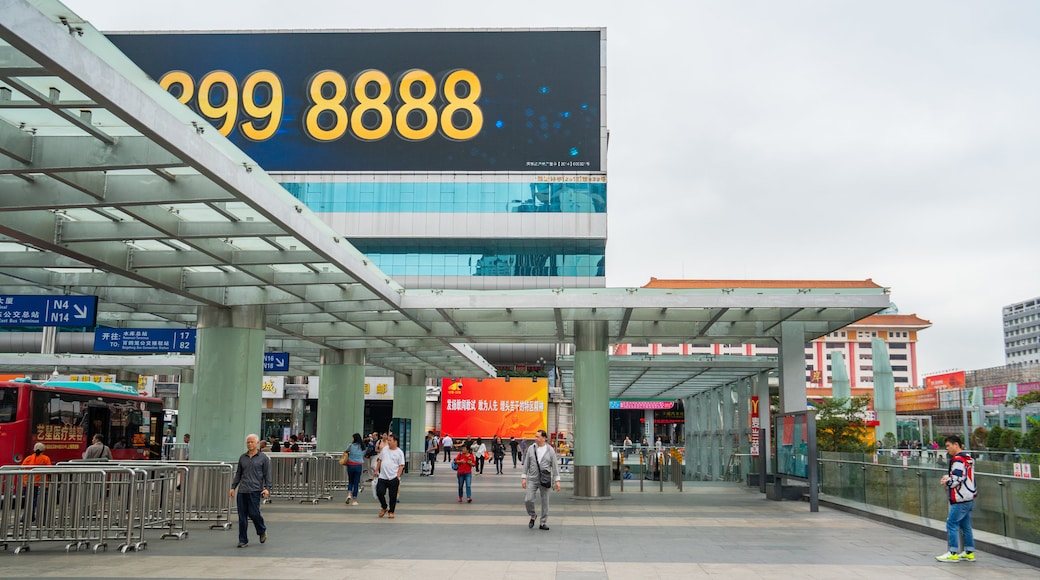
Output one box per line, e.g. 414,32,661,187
61,0,1040,379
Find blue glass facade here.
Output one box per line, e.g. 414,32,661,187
351,241,605,278
281,176,606,285
282,181,606,214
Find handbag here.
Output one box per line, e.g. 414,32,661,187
451,460,459,471
539,469,552,488
338,451,350,466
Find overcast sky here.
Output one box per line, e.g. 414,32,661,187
62,0,1040,380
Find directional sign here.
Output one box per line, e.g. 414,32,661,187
93,328,196,353
264,352,289,373
0,295,98,327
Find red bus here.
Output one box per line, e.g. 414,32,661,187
0,378,165,465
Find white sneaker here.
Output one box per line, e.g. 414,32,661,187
345,495,352,505
935,551,959,563
351,499,358,505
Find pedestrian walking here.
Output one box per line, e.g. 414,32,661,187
492,436,506,474
454,445,476,502
473,437,487,475
343,433,365,505
509,437,520,468
230,434,271,548
375,434,405,519
936,435,977,562
441,434,454,462
83,434,113,460
521,429,561,531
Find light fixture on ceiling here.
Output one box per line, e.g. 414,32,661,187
51,366,59,377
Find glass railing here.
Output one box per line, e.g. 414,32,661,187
818,451,1040,545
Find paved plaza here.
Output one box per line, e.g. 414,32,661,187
0,465,1035,579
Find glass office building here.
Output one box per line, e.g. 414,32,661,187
278,174,607,289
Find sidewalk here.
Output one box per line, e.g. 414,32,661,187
1,465,1035,579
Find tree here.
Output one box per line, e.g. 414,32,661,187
986,426,1005,449
970,426,988,450
814,396,873,453
1008,391,1040,409
882,432,897,449
1024,421,1040,453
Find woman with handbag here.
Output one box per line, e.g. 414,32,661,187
453,445,476,503
342,433,365,505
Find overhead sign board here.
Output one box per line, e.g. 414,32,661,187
93,329,196,353
609,400,675,410
0,295,98,327
108,30,604,172
264,352,289,373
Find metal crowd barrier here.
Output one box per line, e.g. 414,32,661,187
0,465,146,554
267,453,330,504
311,453,348,495
68,460,234,532
62,461,187,543
173,461,234,529
163,443,190,461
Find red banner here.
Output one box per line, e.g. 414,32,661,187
440,377,547,439
925,371,965,391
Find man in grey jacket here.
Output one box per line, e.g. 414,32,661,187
521,429,561,530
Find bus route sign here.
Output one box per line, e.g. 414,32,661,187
0,295,98,327
93,328,196,353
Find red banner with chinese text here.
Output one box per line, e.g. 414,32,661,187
440,377,547,439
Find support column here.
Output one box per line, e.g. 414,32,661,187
394,371,427,468
316,348,365,452
573,320,610,499
872,338,896,442
193,305,266,461
290,400,305,438
178,368,195,440
778,322,807,413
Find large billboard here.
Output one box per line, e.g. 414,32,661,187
109,30,603,172
924,371,965,391
440,377,547,438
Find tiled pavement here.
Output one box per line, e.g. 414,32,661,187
1,463,1036,579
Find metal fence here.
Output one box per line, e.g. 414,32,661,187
266,453,339,504
1,465,149,554
101,460,233,530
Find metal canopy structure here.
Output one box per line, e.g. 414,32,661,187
0,0,891,397
556,355,776,400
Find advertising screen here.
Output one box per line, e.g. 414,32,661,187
109,30,603,172
924,371,965,391
440,377,547,438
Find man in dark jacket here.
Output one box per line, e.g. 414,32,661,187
230,434,272,548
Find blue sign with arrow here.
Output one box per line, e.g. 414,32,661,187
264,352,289,372
0,295,98,327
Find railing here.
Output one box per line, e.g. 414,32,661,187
0,465,149,554
817,452,1040,545
266,453,334,503
611,448,685,492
